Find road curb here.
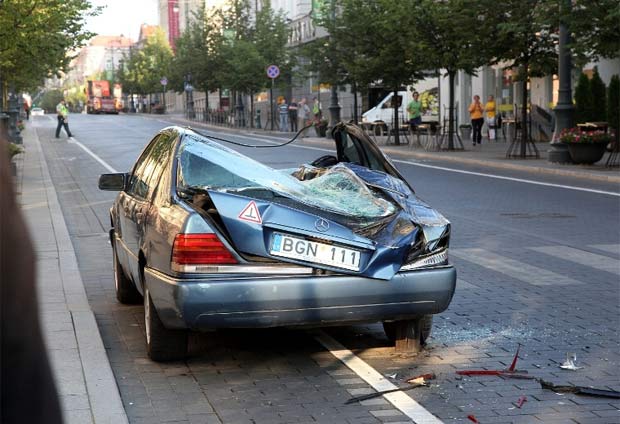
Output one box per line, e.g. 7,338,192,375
28,127,129,424
140,113,620,184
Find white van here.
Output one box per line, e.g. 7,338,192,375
362,79,439,125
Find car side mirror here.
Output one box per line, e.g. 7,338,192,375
98,173,127,191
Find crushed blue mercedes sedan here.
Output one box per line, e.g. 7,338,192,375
99,123,456,361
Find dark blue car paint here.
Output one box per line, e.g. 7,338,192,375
104,125,457,332
144,264,456,330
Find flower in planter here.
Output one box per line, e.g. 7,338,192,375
559,127,612,144
17,120,25,131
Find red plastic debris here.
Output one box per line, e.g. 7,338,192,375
467,415,480,423
508,344,522,372
516,395,527,408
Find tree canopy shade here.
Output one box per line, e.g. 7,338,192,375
119,28,173,96
169,6,226,110
319,0,429,144
568,0,620,65
412,0,493,149
0,0,99,93
485,0,559,156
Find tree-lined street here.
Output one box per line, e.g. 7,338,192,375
26,112,620,423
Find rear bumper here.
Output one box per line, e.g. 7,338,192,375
144,265,456,330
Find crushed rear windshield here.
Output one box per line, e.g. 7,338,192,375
176,135,396,219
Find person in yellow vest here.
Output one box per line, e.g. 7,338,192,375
485,95,497,141
55,99,73,139
468,95,484,145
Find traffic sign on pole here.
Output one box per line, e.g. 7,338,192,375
160,77,168,87
266,65,280,79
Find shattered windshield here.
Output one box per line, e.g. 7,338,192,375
176,135,396,218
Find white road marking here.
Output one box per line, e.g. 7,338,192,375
313,330,442,424
456,278,478,290
589,244,620,255
67,137,118,173
530,246,620,275
451,248,582,286
390,160,620,197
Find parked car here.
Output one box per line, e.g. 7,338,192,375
99,124,456,361
31,107,44,116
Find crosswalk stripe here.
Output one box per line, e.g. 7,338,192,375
530,246,620,275
588,244,620,255
456,279,478,290
451,248,582,286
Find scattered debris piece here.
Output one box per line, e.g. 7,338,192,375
406,373,436,383
344,374,428,405
508,343,521,372
516,395,527,408
386,373,398,379
559,353,583,371
540,380,620,399
456,344,528,378
467,415,479,423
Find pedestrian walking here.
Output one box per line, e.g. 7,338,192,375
55,99,73,138
298,98,311,138
485,95,497,141
23,100,30,120
407,91,422,131
469,95,484,145
312,97,322,123
278,98,289,132
289,98,298,132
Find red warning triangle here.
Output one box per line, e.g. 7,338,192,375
238,201,262,224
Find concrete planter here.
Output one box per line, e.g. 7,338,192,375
566,142,607,164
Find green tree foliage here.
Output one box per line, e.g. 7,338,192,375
0,0,99,92
589,67,607,122
40,89,64,112
486,0,558,147
412,0,493,148
121,28,173,96
607,75,619,133
574,72,594,123
170,6,225,110
568,0,620,65
320,0,427,144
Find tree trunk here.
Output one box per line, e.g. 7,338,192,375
393,88,400,145
352,82,358,124
448,71,456,150
520,64,529,157
250,91,254,129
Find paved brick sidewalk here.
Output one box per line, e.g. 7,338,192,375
14,126,128,424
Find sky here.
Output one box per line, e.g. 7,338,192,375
86,0,159,41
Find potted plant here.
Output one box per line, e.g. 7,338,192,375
559,127,612,164
314,118,328,137
6,142,23,176
459,123,472,141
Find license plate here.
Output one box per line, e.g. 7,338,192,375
270,233,361,271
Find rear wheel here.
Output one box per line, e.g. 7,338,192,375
144,286,188,361
383,315,433,352
112,239,142,304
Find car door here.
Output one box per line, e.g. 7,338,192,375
118,133,168,283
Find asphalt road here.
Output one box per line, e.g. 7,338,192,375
36,113,620,424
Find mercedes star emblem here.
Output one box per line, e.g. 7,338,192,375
314,218,330,232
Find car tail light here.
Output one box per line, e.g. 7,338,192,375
172,234,237,272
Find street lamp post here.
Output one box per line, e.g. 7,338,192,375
327,1,341,138
549,0,574,163
185,74,195,119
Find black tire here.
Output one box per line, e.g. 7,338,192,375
112,240,142,304
383,315,433,348
144,286,188,361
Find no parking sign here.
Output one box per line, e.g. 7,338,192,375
266,65,280,79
